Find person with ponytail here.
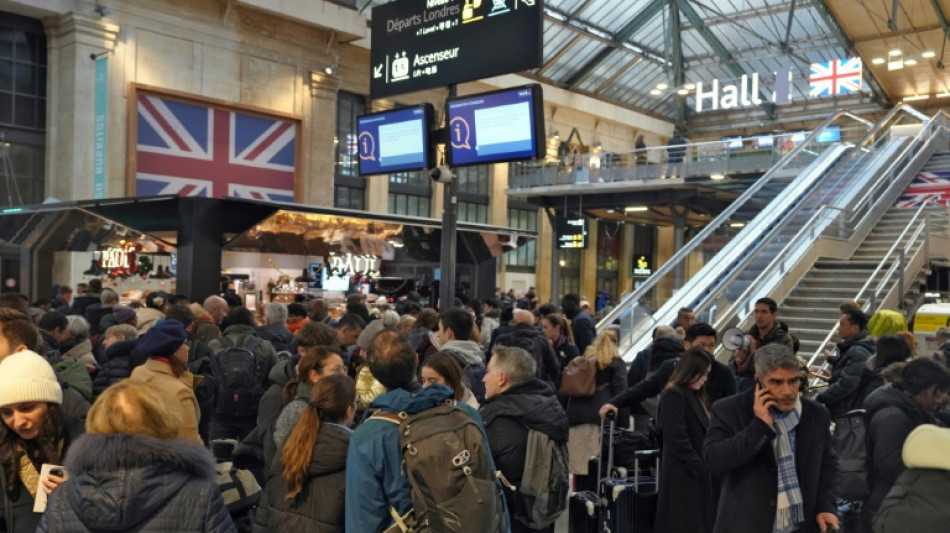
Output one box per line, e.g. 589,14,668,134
272,346,346,450
655,346,714,533
252,373,356,533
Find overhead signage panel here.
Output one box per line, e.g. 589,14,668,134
370,0,543,99
557,217,588,250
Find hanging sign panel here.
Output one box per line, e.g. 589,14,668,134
370,0,543,99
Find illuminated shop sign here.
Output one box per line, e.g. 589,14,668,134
99,247,135,269
328,253,382,278
633,255,653,277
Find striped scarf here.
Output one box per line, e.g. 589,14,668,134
772,397,803,531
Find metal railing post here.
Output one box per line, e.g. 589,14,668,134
898,249,906,310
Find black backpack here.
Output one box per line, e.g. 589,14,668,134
212,337,265,418
833,409,872,502
495,332,550,386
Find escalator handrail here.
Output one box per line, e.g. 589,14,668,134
597,110,867,329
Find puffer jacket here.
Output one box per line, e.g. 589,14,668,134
862,385,933,525
37,433,235,533
253,422,351,533
874,424,950,533
817,330,875,418
135,307,165,335
92,338,138,397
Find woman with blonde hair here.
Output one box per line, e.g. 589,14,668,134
38,379,235,532
253,374,355,533
563,329,627,476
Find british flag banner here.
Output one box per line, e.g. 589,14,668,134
809,57,863,97
897,171,950,208
134,92,297,202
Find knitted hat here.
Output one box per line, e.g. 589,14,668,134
113,305,136,324
137,319,187,357
0,350,63,406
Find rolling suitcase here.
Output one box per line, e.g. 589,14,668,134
601,450,659,533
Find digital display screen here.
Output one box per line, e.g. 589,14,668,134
322,267,350,292
557,217,588,250
722,136,743,150
308,263,323,290
753,135,773,148
816,126,841,143
357,104,434,176
446,84,544,167
791,131,807,144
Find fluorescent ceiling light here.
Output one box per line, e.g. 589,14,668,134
871,57,885,64
710,173,725,181
889,49,902,56
684,83,696,90
905,58,918,66
656,83,668,90
902,94,929,101
677,88,689,95
936,92,950,98
625,206,648,212
650,89,662,95
729,222,746,228
923,50,936,58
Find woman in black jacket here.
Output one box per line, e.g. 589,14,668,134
564,331,627,475
0,351,84,533
541,313,579,367
253,373,356,533
656,346,714,533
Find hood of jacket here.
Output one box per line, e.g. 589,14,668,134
307,423,351,477
102,338,137,362
257,323,294,342
864,384,929,423
902,424,950,470
368,382,454,415
63,338,93,360
222,323,259,339
269,358,295,387
61,433,216,531
135,307,165,329
833,330,875,365
651,335,684,367
480,378,569,444
439,339,485,366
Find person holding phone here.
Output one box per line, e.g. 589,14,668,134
704,344,840,533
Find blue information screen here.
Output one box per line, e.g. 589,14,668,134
357,105,432,176
447,86,541,167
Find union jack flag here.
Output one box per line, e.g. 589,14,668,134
809,57,863,97
897,171,950,208
135,93,296,202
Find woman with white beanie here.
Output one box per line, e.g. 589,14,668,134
0,350,84,532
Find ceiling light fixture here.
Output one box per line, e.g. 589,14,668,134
650,89,662,96
730,222,746,228
923,50,937,58
676,88,689,96
624,206,648,212
871,57,885,65
902,94,929,102
936,92,950,98
888,50,904,71
710,173,725,181
656,83,668,90
684,83,696,90
905,58,918,66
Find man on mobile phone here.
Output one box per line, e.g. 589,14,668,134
704,344,840,533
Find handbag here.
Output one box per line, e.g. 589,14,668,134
559,357,597,397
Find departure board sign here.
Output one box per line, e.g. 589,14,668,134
356,104,435,176
557,217,588,250
370,0,543,99
446,84,544,167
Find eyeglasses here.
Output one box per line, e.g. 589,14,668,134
329,364,347,374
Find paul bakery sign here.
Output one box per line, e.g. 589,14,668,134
328,253,381,278
691,57,862,113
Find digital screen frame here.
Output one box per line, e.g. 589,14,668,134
816,126,842,143
445,84,544,168
556,216,589,250
752,135,774,148
356,104,435,176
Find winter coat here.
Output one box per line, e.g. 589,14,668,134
273,382,312,449
626,335,683,386
194,318,221,345
565,357,627,426
130,358,202,443
258,359,295,427
862,385,933,524
551,336,580,368
0,416,84,533
749,319,795,351
817,330,875,417
355,364,386,412
479,378,569,530
494,325,562,389
37,433,235,533
438,339,490,403
70,292,100,317
611,358,736,417
479,316,499,348
703,388,839,533
135,307,165,335
345,383,489,533
253,423,351,533
92,338,138,397
571,311,597,356
256,323,296,355
874,424,950,533
656,386,713,533
62,338,97,369
408,327,431,352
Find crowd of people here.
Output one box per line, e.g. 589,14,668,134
0,284,947,533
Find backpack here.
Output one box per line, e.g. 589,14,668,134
559,357,596,397
507,428,569,529
833,409,871,502
212,336,265,418
495,332,550,385
372,402,506,533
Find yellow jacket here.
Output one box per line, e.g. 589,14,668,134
355,364,386,411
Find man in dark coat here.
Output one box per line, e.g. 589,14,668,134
861,358,950,530
494,309,561,390
600,323,736,420
560,293,596,356
480,345,569,533
817,307,875,418
729,297,795,393
256,302,297,355
704,344,839,533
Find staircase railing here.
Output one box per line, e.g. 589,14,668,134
597,111,872,353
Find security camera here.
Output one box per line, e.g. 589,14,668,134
430,165,454,183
